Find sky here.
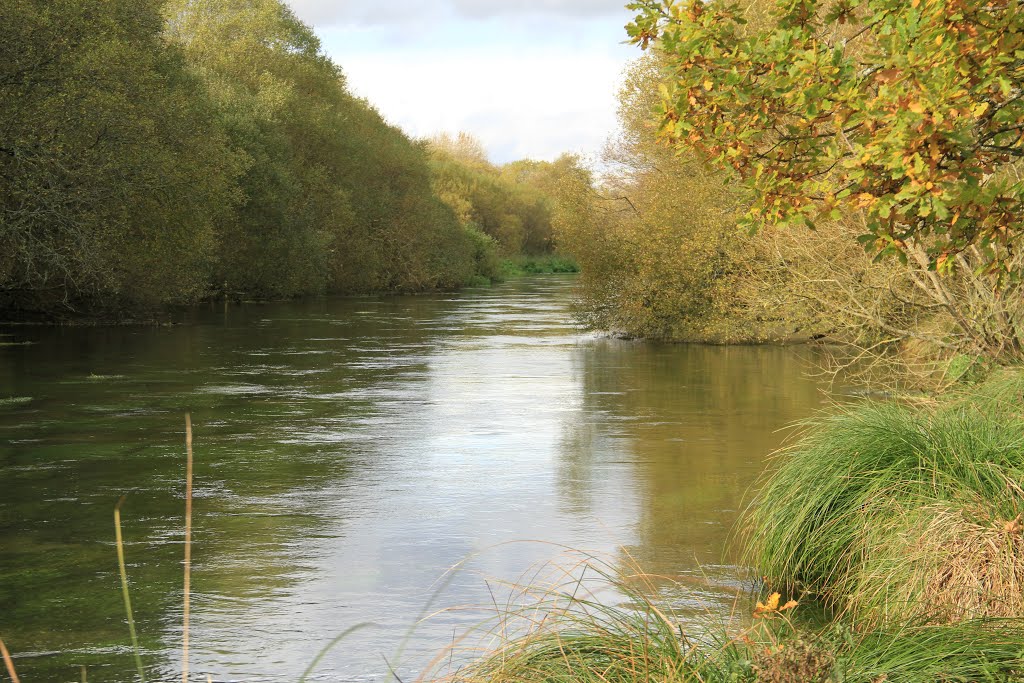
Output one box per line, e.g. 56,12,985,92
284,0,641,164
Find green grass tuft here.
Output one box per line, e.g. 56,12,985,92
742,369,1024,625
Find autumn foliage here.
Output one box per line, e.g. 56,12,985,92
627,0,1024,275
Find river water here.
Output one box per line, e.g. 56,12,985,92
0,277,831,682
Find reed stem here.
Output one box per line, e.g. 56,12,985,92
183,413,194,683
114,496,146,682
0,637,20,683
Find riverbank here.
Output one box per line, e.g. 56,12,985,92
499,255,580,278
442,370,1024,682
0,261,579,326
440,575,1024,683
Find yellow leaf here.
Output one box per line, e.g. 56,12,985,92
908,101,926,114
703,79,714,91
755,592,781,614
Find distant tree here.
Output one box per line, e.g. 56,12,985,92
428,132,491,168
426,134,561,256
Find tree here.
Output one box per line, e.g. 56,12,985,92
426,133,559,256
0,0,240,313
555,56,800,342
627,0,1024,275
166,0,480,296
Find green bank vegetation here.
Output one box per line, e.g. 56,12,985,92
1,0,579,320
425,132,583,283
745,371,1024,627
439,567,1024,683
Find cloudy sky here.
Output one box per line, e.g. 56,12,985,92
285,0,640,163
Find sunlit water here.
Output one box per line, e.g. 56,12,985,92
0,277,832,681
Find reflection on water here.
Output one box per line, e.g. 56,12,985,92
0,278,831,681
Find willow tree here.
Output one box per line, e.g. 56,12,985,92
166,0,477,296
1,0,239,314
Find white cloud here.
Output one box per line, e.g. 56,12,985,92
341,49,627,163
286,0,627,27
285,1,640,163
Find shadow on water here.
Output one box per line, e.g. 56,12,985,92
0,278,835,681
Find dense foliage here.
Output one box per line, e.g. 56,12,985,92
0,0,573,318
627,0,1024,275
166,0,483,297
1,0,240,312
556,56,810,342
426,133,582,258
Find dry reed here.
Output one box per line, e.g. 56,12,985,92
0,637,20,683
114,495,146,682
183,413,194,683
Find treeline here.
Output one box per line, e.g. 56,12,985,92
0,0,579,319
426,132,584,281
559,0,1024,387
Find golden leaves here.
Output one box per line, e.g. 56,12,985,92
856,192,878,209
754,592,799,617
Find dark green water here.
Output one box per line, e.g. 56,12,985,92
0,277,831,682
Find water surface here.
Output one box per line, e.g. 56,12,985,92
0,277,830,681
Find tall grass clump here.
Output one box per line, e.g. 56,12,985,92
742,370,1024,625
432,558,753,683
435,556,1024,683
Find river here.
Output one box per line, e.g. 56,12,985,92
0,277,831,681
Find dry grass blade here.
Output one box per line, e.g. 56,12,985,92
183,413,194,683
296,623,373,683
0,637,20,683
115,495,146,682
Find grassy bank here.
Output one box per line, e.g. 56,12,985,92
500,255,580,278
443,371,1024,682
437,563,1024,683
